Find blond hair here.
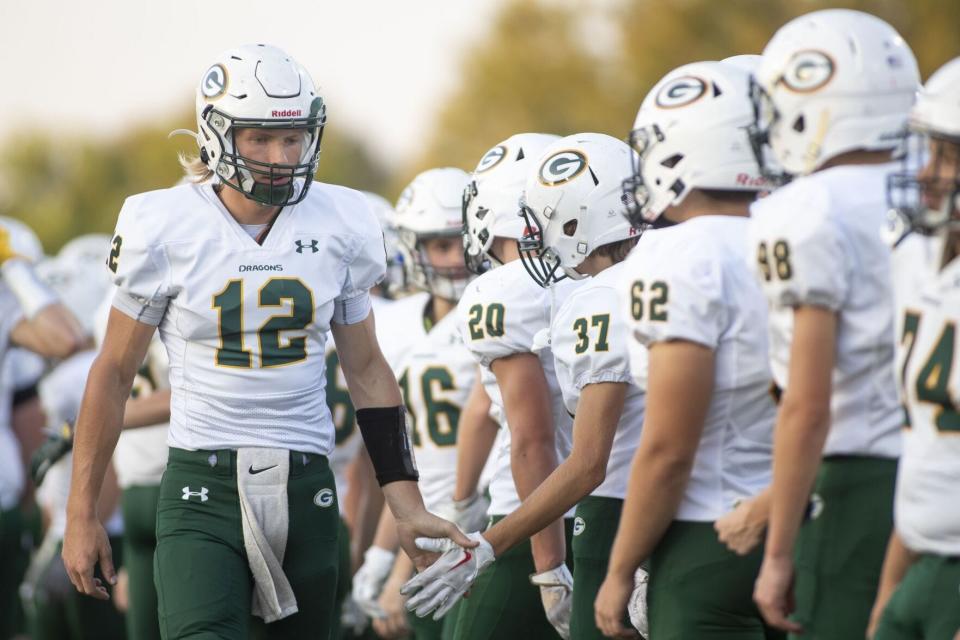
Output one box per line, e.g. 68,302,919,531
178,152,215,183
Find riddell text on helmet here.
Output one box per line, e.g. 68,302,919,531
271,109,303,117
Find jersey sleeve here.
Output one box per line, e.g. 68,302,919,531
552,286,632,390
109,197,172,326
749,185,849,311
334,196,386,324
457,268,547,368
630,243,726,350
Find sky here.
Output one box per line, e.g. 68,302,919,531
0,0,506,165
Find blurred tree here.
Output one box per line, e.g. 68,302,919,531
0,109,389,254
412,0,959,191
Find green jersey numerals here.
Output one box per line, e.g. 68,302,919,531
468,303,505,340
212,278,314,368
107,235,122,273
629,280,669,322
757,239,792,282
399,366,461,447
573,314,611,354
325,350,356,445
900,311,960,432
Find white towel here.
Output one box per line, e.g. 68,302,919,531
237,448,298,622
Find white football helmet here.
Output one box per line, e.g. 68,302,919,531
58,233,111,272
395,168,472,301
462,133,561,274
37,255,111,338
519,133,640,287
0,217,44,262
188,44,326,206
625,60,768,226
751,9,919,177
887,57,960,236
362,191,405,297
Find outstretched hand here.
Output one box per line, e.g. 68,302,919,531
394,508,477,572
401,532,494,620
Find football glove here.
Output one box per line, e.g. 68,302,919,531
351,546,396,619
31,422,74,487
627,567,650,638
401,532,494,620
452,491,490,533
530,564,573,639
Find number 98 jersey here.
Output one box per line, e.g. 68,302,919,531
749,164,902,458
892,234,960,556
108,181,386,456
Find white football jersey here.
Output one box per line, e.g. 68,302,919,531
551,262,643,500
456,260,580,516
891,234,960,556
749,164,902,458
623,216,776,521
109,181,386,456
397,306,477,514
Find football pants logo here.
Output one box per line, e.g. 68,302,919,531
182,486,209,502
782,50,835,93
313,488,335,508
476,145,507,173
295,239,319,254
573,516,586,536
655,75,707,109
538,150,588,186
201,64,228,100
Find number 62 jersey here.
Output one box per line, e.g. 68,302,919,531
108,181,386,457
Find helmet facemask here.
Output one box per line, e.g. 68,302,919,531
461,180,493,275
746,78,793,186
201,100,326,207
517,199,568,288
887,131,960,241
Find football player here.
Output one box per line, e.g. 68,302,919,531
62,43,473,640
869,57,960,640
403,133,643,640
406,132,582,640
593,60,779,639
747,11,919,637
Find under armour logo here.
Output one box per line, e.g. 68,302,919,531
182,486,209,502
295,239,319,254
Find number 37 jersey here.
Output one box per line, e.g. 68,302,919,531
108,181,386,456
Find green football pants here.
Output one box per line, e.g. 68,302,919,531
155,447,340,640
570,496,623,640
649,520,784,640
874,554,960,640
122,483,162,640
791,456,897,640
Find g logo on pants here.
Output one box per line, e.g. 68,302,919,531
313,488,335,508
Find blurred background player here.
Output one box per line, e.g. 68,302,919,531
748,10,919,637
594,59,779,639
870,56,960,640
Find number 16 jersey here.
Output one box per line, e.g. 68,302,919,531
109,181,386,456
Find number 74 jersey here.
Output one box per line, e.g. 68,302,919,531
108,181,386,456
892,234,960,556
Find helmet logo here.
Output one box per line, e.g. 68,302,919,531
655,76,707,109
539,150,588,186
781,50,835,93
476,145,507,173
201,64,228,100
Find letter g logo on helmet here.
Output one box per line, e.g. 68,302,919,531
538,150,588,186
201,64,228,100
781,50,835,93
655,76,707,109
476,145,507,173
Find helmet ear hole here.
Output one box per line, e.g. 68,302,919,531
200,148,210,164
563,220,578,236
793,116,806,133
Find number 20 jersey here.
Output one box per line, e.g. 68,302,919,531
891,234,960,556
109,181,386,456
749,164,902,458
